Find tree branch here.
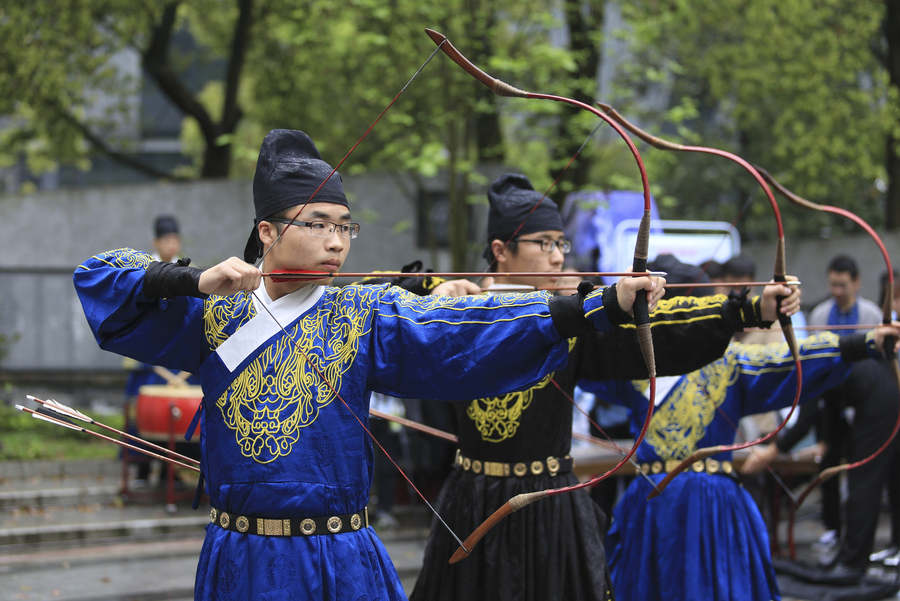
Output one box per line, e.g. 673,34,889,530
53,102,189,181
221,0,253,132
141,1,218,140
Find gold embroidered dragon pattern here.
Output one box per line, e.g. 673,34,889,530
467,338,578,443
208,286,375,464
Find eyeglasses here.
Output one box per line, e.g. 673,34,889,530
516,238,572,255
266,217,360,239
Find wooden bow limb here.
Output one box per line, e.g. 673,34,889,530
426,28,660,564
554,379,663,494
26,395,201,466
755,167,900,559
16,405,200,472
593,103,804,501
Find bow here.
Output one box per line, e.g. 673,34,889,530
755,168,900,558
422,28,660,564
595,103,803,499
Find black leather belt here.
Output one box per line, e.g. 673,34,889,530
454,449,573,477
209,506,368,536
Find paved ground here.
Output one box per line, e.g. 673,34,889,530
0,459,427,601
1,459,899,600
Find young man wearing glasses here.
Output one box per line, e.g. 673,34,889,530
74,130,683,601
410,173,803,601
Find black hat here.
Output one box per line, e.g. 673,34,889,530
244,129,350,263
483,174,563,263
153,215,179,238
648,254,712,299
723,254,756,280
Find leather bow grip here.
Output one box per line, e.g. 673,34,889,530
772,236,792,329
632,210,656,378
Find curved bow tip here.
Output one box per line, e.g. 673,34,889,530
448,546,470,564
424,28,447,46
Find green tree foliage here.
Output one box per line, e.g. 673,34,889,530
244,0,632,268
0,1,631,269
0,1,255,180
615,0,897,238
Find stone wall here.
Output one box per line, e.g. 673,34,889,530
0,173,496,372
743,232,900,311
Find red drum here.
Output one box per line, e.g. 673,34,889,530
136,385,202,440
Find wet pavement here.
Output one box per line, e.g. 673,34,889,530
2,459,899,600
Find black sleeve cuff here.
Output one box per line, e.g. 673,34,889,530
723,290,772,331
143,260,207,299
549,294,592,338
602,283,631,326
839,333,869,362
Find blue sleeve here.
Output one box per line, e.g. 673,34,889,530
582,287,614,332
368,286,570,400
73,248,208,372
733,332,856,415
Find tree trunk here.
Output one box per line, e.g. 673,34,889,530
551,0,604,208
201,141,233,179
471,7,503,162
885,0,900,229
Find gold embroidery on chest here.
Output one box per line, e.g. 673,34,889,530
215,288,373,464
466,338,577,443
644,357,738,460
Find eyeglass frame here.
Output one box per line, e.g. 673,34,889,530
263,217,361,239
514,237,572,255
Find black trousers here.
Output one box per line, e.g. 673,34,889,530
836,359,900,567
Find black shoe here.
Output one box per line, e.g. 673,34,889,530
816,562,865,585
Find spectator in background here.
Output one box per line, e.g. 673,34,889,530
810,255,881,332
743,272,900,583
869,269,900,568
151,215,182,263
701,259,728,295
807,255,882,556
722,254,756,282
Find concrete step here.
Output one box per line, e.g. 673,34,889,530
0,482,121,512
0,533,425,601
0,537,203,572
0,514,210,550
0,459,120,482
0,550,197,601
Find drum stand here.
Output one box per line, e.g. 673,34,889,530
120,401,197,511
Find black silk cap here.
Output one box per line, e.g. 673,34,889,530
648,254,712,299
483,174,563,263
244,129,350,263
154,215,179,238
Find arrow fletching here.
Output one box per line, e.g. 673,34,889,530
17,405,82,431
